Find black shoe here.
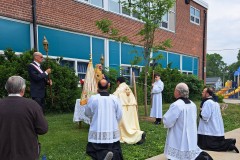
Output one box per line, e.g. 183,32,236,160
136,132,146,145
231,138,236,145
229,144,239,153
155,121,161,125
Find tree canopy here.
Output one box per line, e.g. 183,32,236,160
206,53,227,77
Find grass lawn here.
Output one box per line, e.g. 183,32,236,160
39,102,240,160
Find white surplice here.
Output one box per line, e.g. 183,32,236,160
150,79,164,118
85,94,122,144
198,99,224,136
163,99,202,160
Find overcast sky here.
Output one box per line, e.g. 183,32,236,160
204,0,240,65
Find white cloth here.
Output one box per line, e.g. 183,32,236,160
150,79,164,118
198,99,224,136
85,94,122,143
73,99,91,124
163,99,202,160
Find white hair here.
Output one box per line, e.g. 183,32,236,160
175,82,189,98
5,76,26,94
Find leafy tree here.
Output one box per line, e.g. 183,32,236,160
237,49,240,61
206,53,227,77
96,0,175,116
225,50,240,81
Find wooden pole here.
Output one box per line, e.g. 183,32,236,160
43,36,53,104
132,72,138,112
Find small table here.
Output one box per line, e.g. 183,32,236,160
73,99,90,125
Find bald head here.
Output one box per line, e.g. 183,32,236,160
33,52,44,63
175,83,189,98
98,79,108,91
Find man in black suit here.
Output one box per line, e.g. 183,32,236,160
28,52,52,112
0,76,48,160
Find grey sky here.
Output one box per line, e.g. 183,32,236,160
204,0,240,65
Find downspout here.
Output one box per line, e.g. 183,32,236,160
202,10,207,81
32,0,37,51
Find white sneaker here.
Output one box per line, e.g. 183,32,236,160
104,151,113,160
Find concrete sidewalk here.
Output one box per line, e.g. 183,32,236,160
223,98,240,104
147,128,240,160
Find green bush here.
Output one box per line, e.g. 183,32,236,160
138,65,204,104
217,94,224,103
0,49,80,112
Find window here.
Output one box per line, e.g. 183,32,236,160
160,4,176,32
121,66,141,85
190,6,200,25
77,62,88,80
109,0,120,13
60,60,74,69
182,71,193,75
76,0,103,8
161,13,168,29
121,66,131,83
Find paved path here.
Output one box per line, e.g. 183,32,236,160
146,128,240,160
223,98,240,104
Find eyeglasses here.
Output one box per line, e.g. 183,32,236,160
37,55,44,58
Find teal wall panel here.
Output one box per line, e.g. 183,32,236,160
38,26,90,59
168,53,180,69
154,51,167,68
92,37,104,66
121,44,144,66
0,18,30,52
182,56,193,71
193,58,199,75
109,41,120,70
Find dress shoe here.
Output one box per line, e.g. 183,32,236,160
229,144,239,153
155,121,161,125
104,151,113,160
230,138,236,145
136,132,146,145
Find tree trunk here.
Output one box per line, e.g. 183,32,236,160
144,64,149,116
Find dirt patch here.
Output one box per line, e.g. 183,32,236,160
139,116,155,122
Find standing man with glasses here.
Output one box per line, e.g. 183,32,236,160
28,52,52,113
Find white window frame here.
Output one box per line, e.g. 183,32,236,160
121,64,142,86
190,6,200,25
75,0,104,8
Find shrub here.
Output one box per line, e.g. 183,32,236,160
0,49,80,112
138,65,204,104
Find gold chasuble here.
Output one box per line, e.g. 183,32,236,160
80,57,97,105
113,82,143,144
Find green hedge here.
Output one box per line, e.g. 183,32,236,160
0,49,80,112
137,65,204,104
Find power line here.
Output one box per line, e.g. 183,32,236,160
207,48,240,52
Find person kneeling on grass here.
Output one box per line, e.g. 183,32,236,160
198,87,239,153
85,79,123,160
163,83,213,160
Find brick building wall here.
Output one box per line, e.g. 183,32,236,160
0,0,207,79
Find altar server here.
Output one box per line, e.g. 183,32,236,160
198,87,239,153
85,79,123,160
163,83,213,160
150,73,164,124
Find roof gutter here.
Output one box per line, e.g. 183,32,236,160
202,10,207,81
32,0,37,51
